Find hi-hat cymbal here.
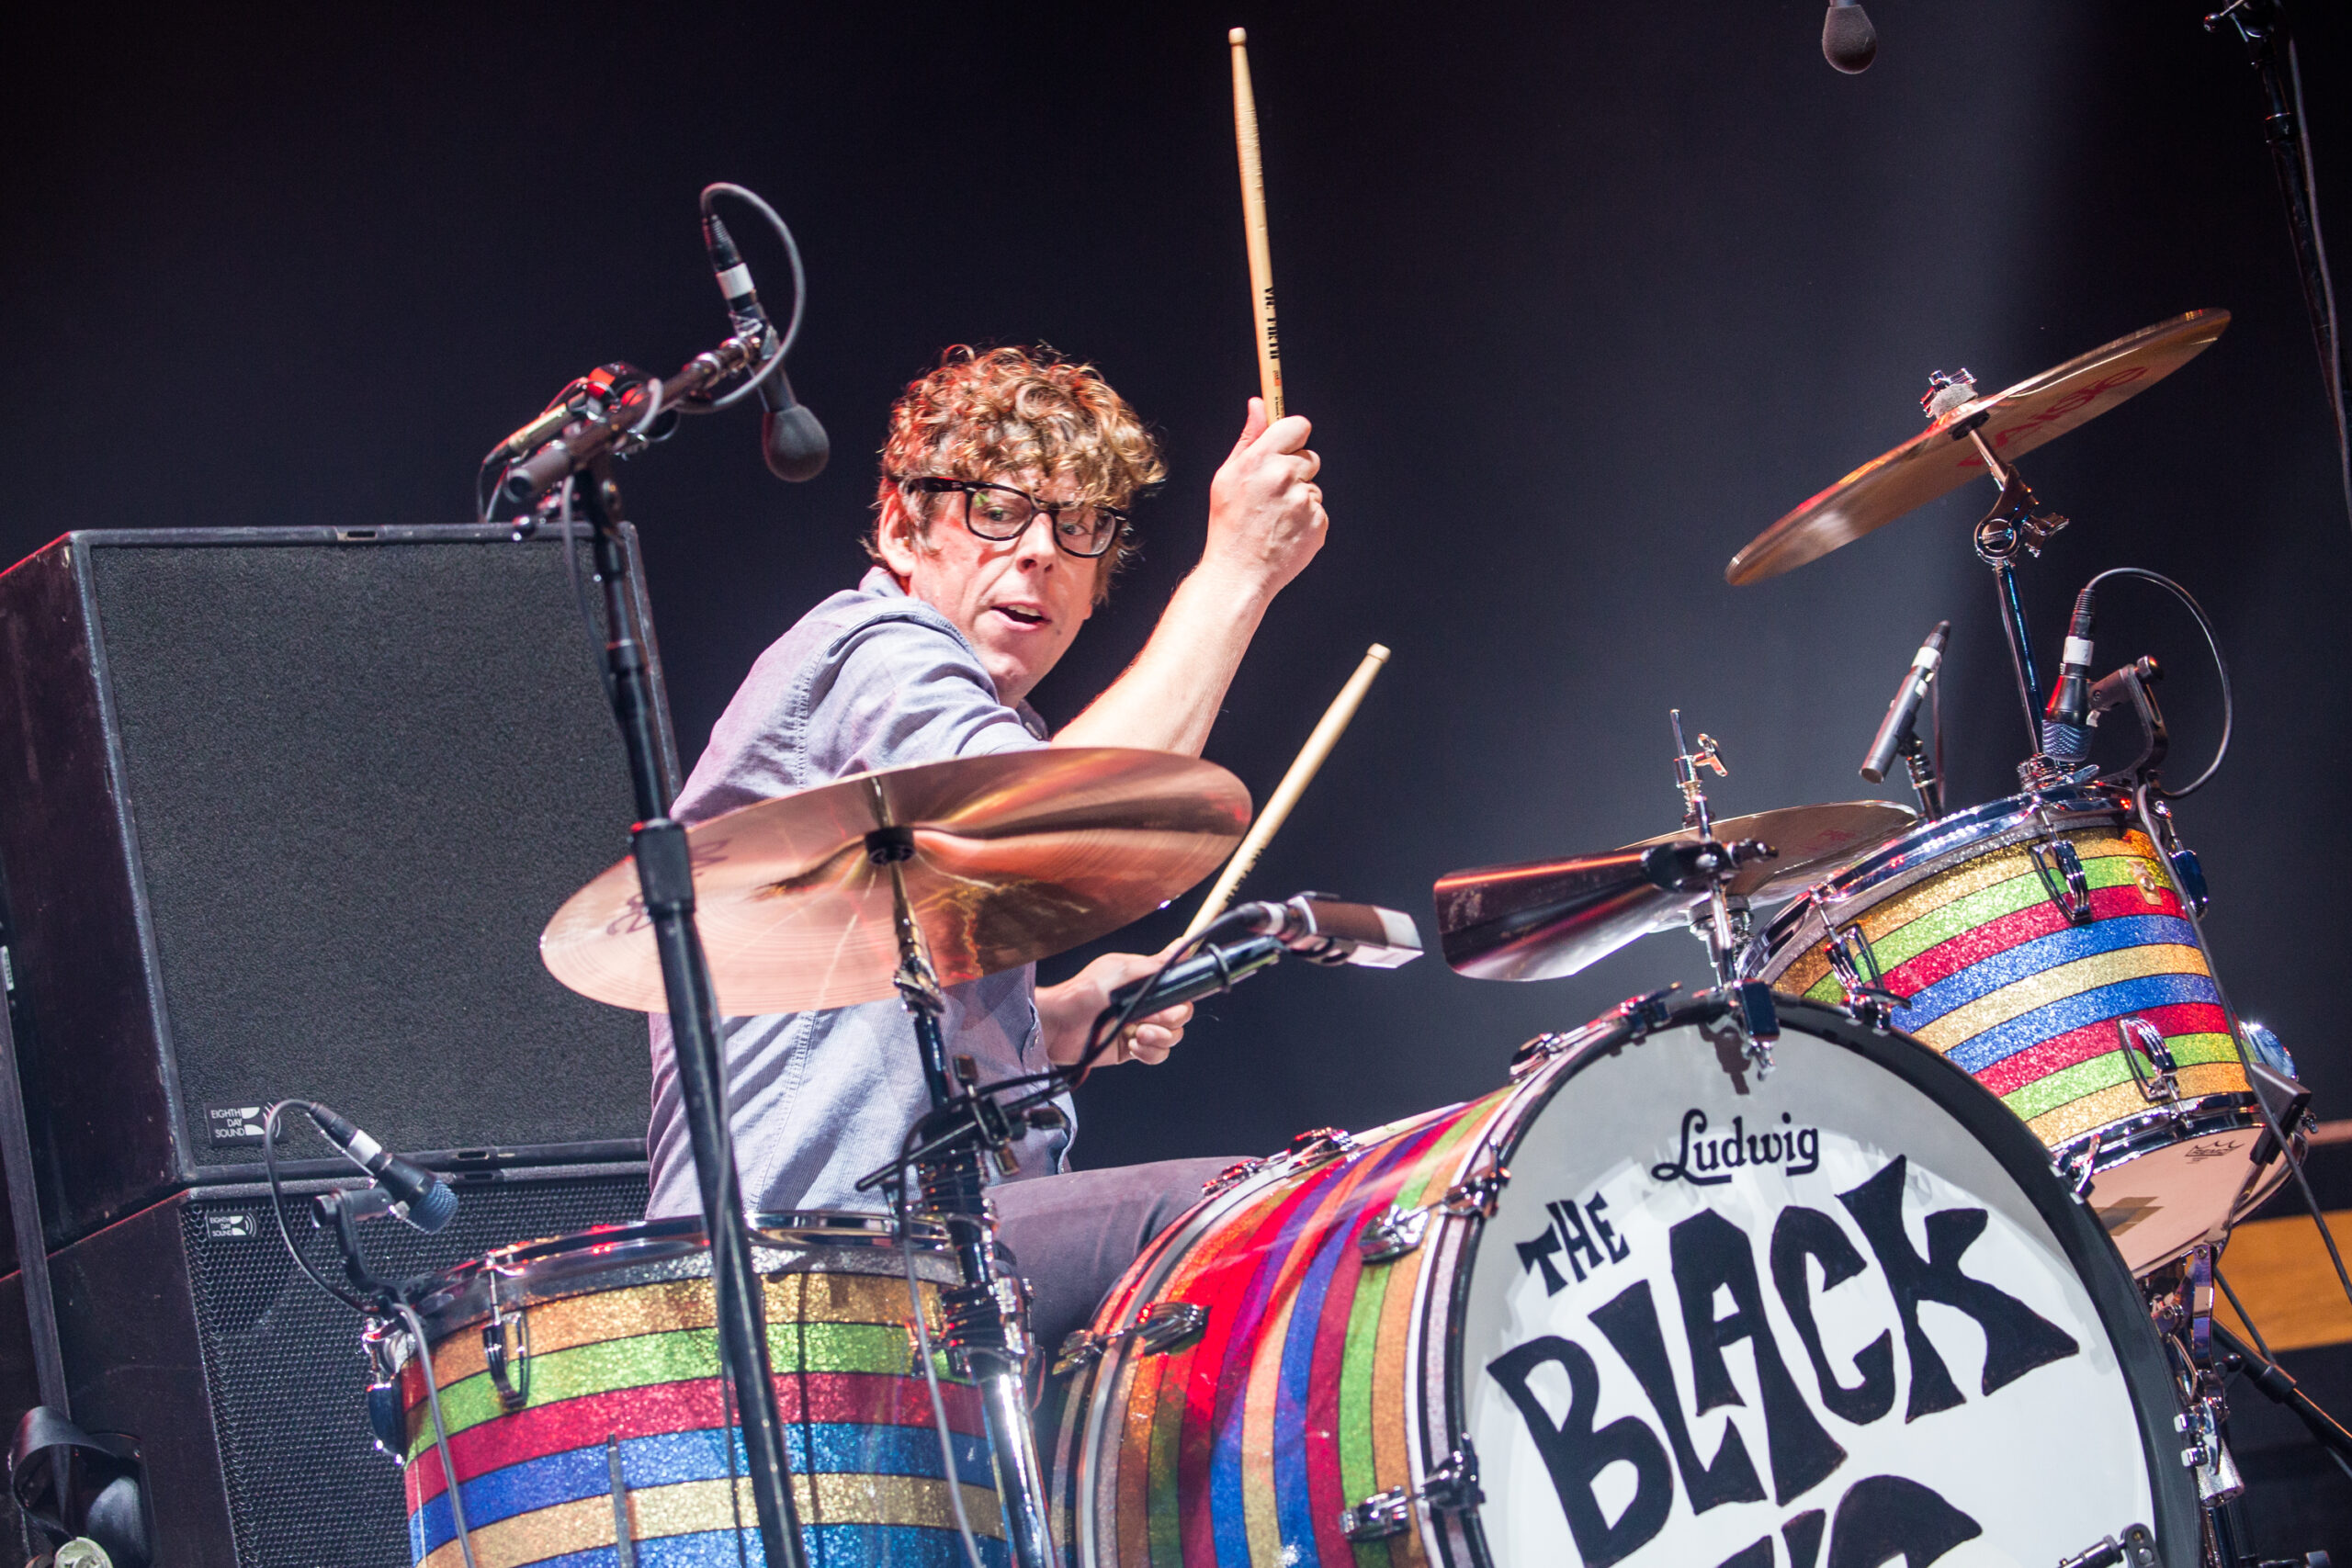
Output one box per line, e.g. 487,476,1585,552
1434,800,1914,983
541,748,1250,1014
1725,310,2229,586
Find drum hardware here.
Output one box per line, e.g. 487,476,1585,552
2055,1526,2160,1568
1357,1159,1512,1263
2029,836,2098,924
2068,1133,2105,1199
1729,976,1782,1074
1050,1300,1211,1376
1337,1442,1482,1544
480,1292,530,1415
1822,922,1894,1010
604,1436,638,1568
2120,1017,2183,1104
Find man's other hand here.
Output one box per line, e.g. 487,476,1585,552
1037,949,1196,1066
1204,397,1326,600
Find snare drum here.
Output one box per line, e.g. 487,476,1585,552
1049,993,2199,1567
378,1213,1007,1568
1749,784,2289,1273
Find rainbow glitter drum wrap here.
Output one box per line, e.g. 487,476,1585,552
1752,784,2286,1272
381,1213,1006,1568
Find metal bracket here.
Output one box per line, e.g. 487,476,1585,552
1340,1442,1482,1542
2118,1016,2180,1104
1052,1300,1210,1377
2065,1130,2105,1201
482,1294,531,1415
1733,978,1781,1077
1358,1202,1430,1264
2054,1524,2158,1568
1201,1156,1266,1197
1615,985,1679,1039
2029,837,2095,925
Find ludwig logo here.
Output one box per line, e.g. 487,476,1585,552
1649,1109,1821,1186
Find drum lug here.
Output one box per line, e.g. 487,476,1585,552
1283,1127,1360,1168
2063,1131,2104,1201
1340,1442,1483,1541
481,1298,530,1415
1051,1300,1209,1377
2053,1523,2158,1568
2118,1016,2180,1104
2029,837,2096,924
1615,985,1679,1039
1201,1156,1266,1196
1358,1202,1430,1263
1824,927,1899,1028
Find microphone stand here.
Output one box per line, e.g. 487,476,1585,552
562,454,809,1568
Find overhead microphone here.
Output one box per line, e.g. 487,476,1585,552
302,1104,459,1234
1860,620,1950,784
1823,0,1878,73
700,212,830,482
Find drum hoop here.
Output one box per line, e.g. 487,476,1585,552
1757,784,2129,968
2049,1089,2264,1171
397,1208,955,1333
1430,991,2204,1565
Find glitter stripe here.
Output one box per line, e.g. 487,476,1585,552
1876,882,2179,998
416,1473,1002,1568
519,1524,1011,1568
1998,1035,2240,1122
411,1424,996,1554
1937,969,2226,1073
1893,915,2203,1028
2026,1063,2250,1145
1909,946,2214,1054
424,1270,925,1387
405,1373,986,1501
1973,1004,2233,1097
413,1322,921,1448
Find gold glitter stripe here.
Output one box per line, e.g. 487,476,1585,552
418,1472,1001,1568
1906,943,2212,1052
2024,1062,2251,1146
427,1270,932,1384
1774,829,2154,994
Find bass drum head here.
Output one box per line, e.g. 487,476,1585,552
1453,997,2198,1567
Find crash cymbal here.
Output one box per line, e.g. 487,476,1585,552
1433,799,1913,984
541,747,1250,1014
1725,310,2229,585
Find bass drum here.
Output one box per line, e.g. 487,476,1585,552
1048,994,2199,1568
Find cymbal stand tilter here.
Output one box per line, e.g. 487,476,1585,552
863,784,1064,1568
1666,714,1782,1065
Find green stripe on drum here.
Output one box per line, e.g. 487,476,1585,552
1867,853,2154,975
1999,1033,2240,1122
412,1319,918,1451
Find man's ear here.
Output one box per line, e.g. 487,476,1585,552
875,493,924,578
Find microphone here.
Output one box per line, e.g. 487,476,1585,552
2041,586,2099,762
1104,934,1286,1021
1860,621,1949,784
1221,893,1425,968
1823,0,1878,73
702,213,829,482
302,1104,459,1234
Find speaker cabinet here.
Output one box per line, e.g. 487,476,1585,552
49,1164,650,1568
0,526,675,1247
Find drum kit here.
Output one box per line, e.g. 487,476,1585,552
351,311,2337,1568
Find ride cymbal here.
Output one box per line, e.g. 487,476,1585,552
542,747,1250,1014
1434,800,1914,983
1725,310,2228,585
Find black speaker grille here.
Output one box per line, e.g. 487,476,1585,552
85,535,661,1169
181,1169,649,1568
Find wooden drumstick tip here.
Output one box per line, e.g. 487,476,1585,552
1229,27,1248,44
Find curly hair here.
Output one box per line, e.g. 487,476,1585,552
870,345,1166,603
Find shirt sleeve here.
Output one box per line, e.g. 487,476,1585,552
805,610,1045,779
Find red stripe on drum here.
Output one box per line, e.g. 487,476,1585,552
1971,1003,2233,1099
1877,882,2182,998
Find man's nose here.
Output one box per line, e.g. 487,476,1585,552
1012,511,1059,563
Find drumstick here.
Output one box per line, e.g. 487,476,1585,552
1229,28,1283,420
1182,644,1390,940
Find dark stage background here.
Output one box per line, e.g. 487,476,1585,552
6,5,2352,1527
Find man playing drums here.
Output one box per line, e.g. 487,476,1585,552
645,344,1327,1350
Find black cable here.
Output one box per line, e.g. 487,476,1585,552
2082,567,2232,797
2285,34,2352,536
695,184,808,412
263,1100,370,1314
557,477,618,710
2216,1264,2274,1363
888,1141,988,1568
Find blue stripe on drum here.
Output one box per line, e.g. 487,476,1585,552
411,1425,996,1555
523,1524,1012,1568
1943,973,2226,1075
1889,913,2201,1029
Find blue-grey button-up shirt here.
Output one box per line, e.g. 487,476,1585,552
645,569,1076,1218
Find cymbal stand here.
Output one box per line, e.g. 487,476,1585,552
864,790,1062,1568
1669,711,1747,988
1959,424,2073,780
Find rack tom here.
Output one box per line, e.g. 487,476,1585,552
371,1213,1006,1568
1750,783,2291,1272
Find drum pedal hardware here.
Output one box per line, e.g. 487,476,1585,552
1052,1300,1209,1376
2054,1524,2158,1568
1339,1442,1482,1542
2118,1017,2180,1104
2029,837,2096,925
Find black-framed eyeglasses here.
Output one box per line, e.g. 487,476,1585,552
902,478,1128,559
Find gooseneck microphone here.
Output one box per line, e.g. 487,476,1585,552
701,213,830,482
302,1104,459,1234
1102,894,1425,1021
2041,586,2100,763
1823,0,1878,73
1860,621,1949,784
